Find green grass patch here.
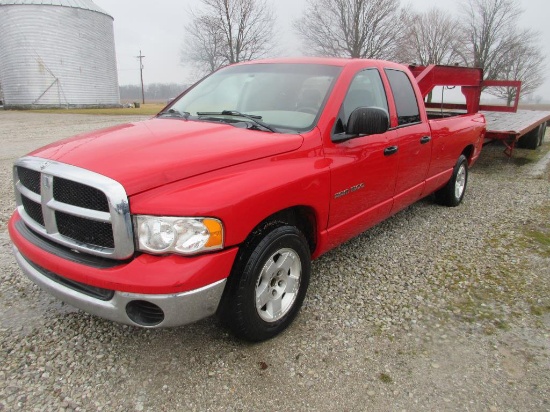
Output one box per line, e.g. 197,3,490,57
512,157,535,166
525,229,550,248
435,200,550,332
521,205,550,257
530,304,550,316
494,319,510,330
27,103,165,116
511,140,550,165
379,373,393,384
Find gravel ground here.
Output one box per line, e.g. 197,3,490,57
1,111,549,411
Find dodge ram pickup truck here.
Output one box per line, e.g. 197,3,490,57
9,58,487,341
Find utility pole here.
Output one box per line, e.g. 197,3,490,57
136,50,145,104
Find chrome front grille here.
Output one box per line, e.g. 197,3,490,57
53,176,110,212
14,157,134,260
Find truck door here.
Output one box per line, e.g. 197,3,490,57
325,68,399,247
384,69,432,214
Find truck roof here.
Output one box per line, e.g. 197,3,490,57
235,56,403,68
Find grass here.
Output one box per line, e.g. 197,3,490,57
529,304,550,316
525,229,550,248
525,230,550,259
512,146,548,166
379,373,393,384
27,103,165,116
442,201,550,330
522,205,550,257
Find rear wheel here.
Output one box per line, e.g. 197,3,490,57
220,225,311,341
517,125,541,150
538,122,547,147
435,155,468,207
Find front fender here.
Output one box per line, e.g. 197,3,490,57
130,133,331,248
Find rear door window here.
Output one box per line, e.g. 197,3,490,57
385,69,421,126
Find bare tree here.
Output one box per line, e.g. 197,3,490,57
182,0,275,75
184,14,226,74
485,32,546,105
459,0,546,103
400,8,463,66
460,0,524,80
294,0,407,60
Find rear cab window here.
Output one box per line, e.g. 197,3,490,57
385,69,421,127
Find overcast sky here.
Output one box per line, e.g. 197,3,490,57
92,0,550,98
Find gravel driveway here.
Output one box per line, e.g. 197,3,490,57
1,111,549,411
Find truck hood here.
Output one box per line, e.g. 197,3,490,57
29,118,304,195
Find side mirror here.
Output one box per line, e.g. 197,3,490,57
332,107,390,143
347,107,389,136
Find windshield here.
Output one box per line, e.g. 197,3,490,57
168,63,342,132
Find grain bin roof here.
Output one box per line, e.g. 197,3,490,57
0,0,111,18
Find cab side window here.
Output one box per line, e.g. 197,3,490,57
337,69,389,133
385,69,421,126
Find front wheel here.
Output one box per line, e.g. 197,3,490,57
221,225,311,341
435,154,468,207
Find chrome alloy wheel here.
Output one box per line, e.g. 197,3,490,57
255,248,301,323
455,164,467,200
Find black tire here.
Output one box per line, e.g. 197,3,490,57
538,122,547,147
517,125,541,150
220,225,311,341
435,154,468,207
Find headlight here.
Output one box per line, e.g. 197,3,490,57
134,216,224,255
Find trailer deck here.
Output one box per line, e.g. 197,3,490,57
484,110,550,156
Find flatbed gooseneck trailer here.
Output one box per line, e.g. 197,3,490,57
409,64,549,157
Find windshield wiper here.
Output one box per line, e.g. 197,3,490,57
196,110,278,133
158,109,190,119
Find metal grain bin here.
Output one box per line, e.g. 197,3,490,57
0,0,120,108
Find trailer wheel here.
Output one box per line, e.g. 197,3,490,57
220,225,311,341
538,123,547,147
435,155,468,207
517,125,541,150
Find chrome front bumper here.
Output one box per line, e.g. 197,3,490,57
12,245,227,328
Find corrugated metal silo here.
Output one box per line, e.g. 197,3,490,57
0,0,120,108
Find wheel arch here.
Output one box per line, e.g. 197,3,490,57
246,206,318,255
462,144,475,165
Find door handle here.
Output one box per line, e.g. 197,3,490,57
384,146,398,156
420,136,431,144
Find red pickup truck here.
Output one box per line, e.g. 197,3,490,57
9,58,486,341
